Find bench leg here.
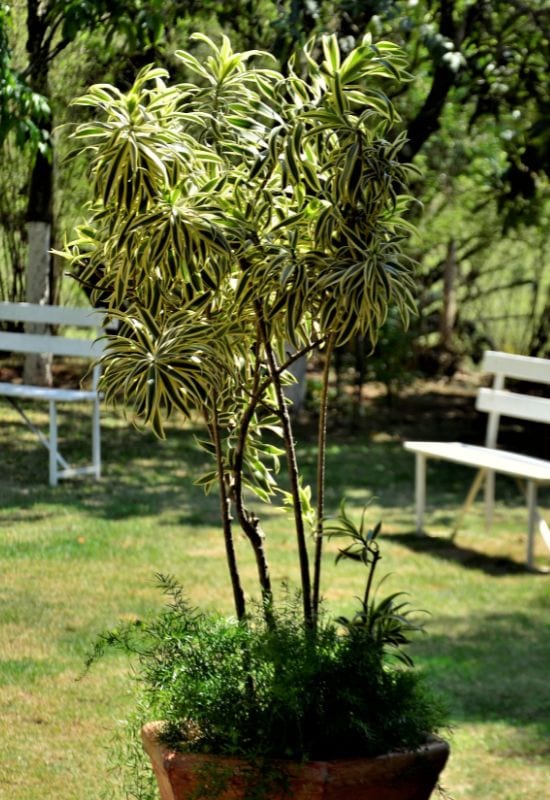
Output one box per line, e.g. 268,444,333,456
484,469,495,530
526,481,536,571
453,468,486,538
92,396,101,480
414,453,426,534
515,479,550,570
539,516,550,554
49,399,58,487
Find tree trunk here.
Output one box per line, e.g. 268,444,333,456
23,0,54,385
440,238,457,352
24,218,53,385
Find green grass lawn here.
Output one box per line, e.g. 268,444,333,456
0,395,548,799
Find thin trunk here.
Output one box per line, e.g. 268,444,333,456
256,305,312,626
528,291,550,358
211,409,247,621
352,334,367,428
400,62,457,162
231,339,322,620
24,0,54,384
312,336,334,624
399,1,476,162
363,548,380,610
233,500,273,619
24,220,52,384
231,355,274,617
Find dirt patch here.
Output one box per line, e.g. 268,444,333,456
0,360,91,389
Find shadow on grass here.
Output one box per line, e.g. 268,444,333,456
387,531,530,576
0,408,218,522
415,609,550,743
0,406,422,518
1,402,548,531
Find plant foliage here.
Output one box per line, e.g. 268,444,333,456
87,569,446,764
69,32,448,788
61,31,417,626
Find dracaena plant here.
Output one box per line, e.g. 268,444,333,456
62,31,417,630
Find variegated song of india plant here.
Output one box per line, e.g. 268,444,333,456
64,31,416,626
62,33,448,782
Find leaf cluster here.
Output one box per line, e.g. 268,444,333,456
327,505,425,667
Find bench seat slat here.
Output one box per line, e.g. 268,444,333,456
0,301,108,328
404,441,550,483
0,382,98,403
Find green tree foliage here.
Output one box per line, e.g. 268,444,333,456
0,4,49,147
1,0,548,360
0,0,175,309
324,1,549,366
274,1,549,222
282,2,550,362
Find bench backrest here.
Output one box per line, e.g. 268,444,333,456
476,350,550,448
0,302,107,328
0,302,108,359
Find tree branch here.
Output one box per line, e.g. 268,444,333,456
231,346,274,617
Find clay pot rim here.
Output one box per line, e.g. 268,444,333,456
142,721,450,767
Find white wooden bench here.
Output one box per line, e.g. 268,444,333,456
404,350,550,570
0,302,109,487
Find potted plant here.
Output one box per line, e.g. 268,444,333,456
63,31,449,800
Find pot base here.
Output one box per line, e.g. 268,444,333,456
142,722,450,800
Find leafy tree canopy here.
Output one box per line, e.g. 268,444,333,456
0,4,49,148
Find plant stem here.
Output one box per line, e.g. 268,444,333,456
232,354,274,617
256,304,313,627
312,335,335,624
210,408,247,622
363,546,380,611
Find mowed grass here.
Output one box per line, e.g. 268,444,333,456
0,395,548,799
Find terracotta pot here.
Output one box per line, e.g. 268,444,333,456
142,722,450,800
